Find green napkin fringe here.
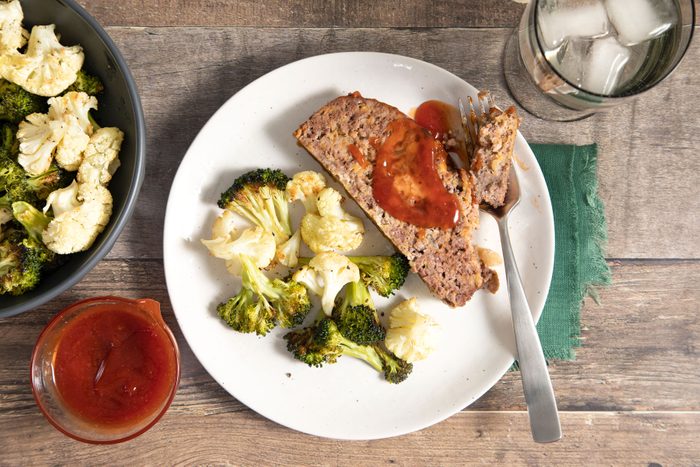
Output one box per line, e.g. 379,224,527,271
510,144,611,369
562,144,611,355
577,145,612,305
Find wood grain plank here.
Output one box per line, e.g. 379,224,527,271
76,0,525,28
96,27,699,260
0,410,697,465
1,260,698,418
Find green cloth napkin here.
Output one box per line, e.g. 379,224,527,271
529,143,611,361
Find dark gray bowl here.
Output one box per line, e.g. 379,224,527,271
0,0,145,318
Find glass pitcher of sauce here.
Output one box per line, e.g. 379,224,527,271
31,296,180,444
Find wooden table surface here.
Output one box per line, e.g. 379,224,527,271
1,1,698,464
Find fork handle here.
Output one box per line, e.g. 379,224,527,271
497,217,562,443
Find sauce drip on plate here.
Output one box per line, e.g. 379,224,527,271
53,304,178,428
372,117,460,229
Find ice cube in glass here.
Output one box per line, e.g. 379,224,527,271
606,0,677,46
538,0,610,49
552,38,593,87
582,36,632,95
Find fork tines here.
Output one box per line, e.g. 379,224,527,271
459,91,495,159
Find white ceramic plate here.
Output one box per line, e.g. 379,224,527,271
163,52,554,440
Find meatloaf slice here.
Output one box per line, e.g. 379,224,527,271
468,106,520,208
294,94,493,307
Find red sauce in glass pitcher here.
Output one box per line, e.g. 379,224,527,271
52,299,178,428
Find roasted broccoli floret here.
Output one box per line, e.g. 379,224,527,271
12,201,50,242
0,237,42,294
64,70,104,96
375,346,414,384
0,123,18,156
0,156,24,191
0,122,72,205
218,169,292,244
349,253,410,297
284,317,413,384
298,253,410,297
0,124,21,187
241,254,311,328
217,287,276,336
25,165,73,200
332,280,385,345
216,254,311,335
2,164,73,206
0,79,47,123
0,231,55,295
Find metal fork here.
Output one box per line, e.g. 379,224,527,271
460,95,562,443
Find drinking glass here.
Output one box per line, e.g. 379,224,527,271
504,0,695,121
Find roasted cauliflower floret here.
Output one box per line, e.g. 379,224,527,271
48,91,97,134
48,92,97,170
52,115,89,171
201,222,276,276
0,0,27,54
281,170,327,266
286,170,326,213
16,113,62,175
210,209,237,239
275,229,301,268
292,251,359,315
301,214,363,254
300,187,364,253
43,179,79,216
42,183,112,254
384,298,440,363
77,127,123,186
0,25,84,97
16,91,97,175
